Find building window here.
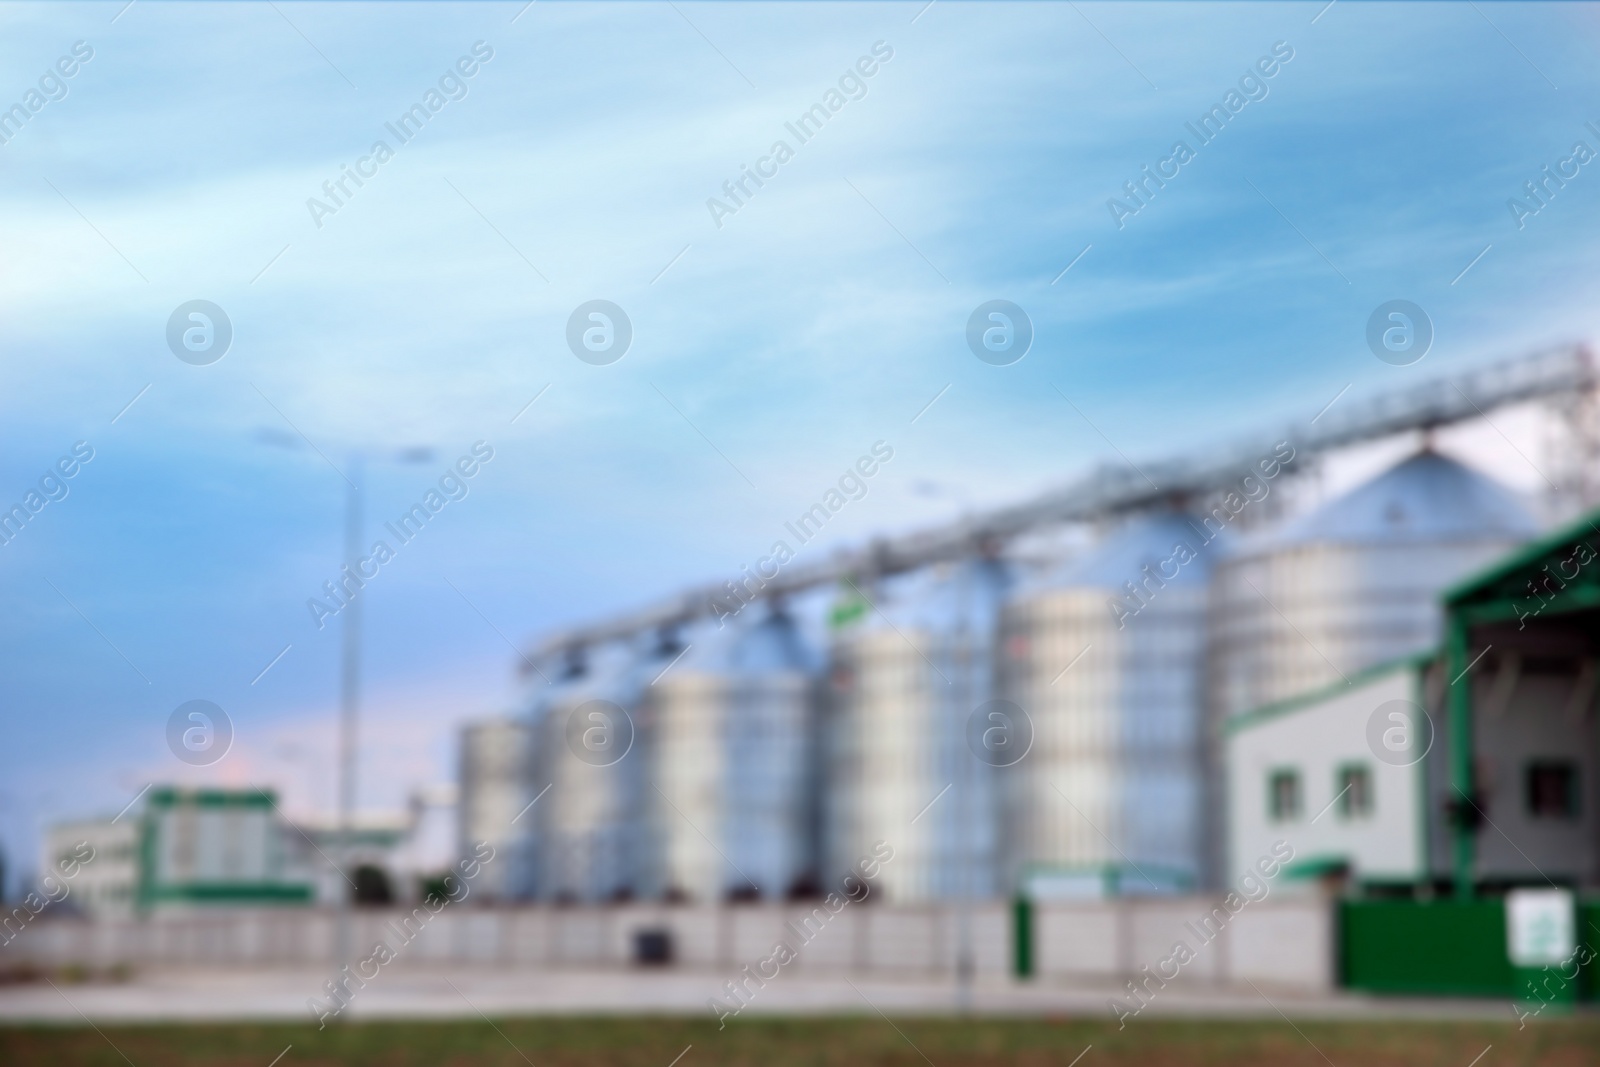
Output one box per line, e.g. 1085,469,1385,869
1526,761,1579,819
1338,765,1373,819
1269,769,1301,821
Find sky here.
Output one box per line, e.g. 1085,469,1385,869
2,0,1600,884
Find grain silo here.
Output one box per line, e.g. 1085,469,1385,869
997,511,1216,897
1209,449,1538,723
531,639,649,901
1204,450,1537,887
826,557,1009,903
638,626,732,902
724,607,819,899
458,719,536,900
640,606,820,902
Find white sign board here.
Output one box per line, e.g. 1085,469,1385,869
1506,888,1575,967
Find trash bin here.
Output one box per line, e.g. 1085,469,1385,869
633,927,673,966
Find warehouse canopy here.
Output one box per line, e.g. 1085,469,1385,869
1437,503,1600,900
1445,504,1600,624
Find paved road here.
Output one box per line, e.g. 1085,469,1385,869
0,966,1521,1025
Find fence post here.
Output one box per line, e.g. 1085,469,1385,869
1012,895,1033,979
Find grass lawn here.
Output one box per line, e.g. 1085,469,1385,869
2,1016,1597,1067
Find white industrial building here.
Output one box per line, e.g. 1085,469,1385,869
39,818,140,918
1226,656,1437,887
1227,493,1600,948
282,811,409,905
39,784,460,914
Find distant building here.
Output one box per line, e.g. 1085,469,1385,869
282,812,410,905
44,787,313,914
139,787,312,908
40,817,140,917
39,785,470,913
393,784,459,891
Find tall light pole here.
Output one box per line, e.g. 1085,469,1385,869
331,448,433,972
333,455,364,972
255,434,432,972
955,556,975,1014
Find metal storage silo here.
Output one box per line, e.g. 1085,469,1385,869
826,557,1009,903
531,639,650,901
1209,449,1538,723
640,606,820,902
458,719,536,900
997,511,1215,897
638,627,732,902
724,607,819,899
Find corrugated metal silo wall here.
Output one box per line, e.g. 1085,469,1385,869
824,568,1002,904
531,646,645,902
640,669,729,901
725,670,817,898
459,720,536,900
1209,540,1524,722
997,583,1206,894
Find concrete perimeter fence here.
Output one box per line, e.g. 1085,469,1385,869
2,896,1333,992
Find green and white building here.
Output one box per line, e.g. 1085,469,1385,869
136,787,313,909
1225,504,1600,998
1226,654,1442,890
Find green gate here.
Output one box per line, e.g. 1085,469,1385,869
1341,899,1600,1000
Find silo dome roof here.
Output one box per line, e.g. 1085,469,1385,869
1262,450,1536,549
669,610,805,676
533,639,636,708
731,611,814,675
836,557,1010,637
655,621,734,678
1032,511,1222,592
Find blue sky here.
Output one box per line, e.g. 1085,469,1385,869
2,0,1599,880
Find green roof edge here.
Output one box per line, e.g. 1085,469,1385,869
1444,504,1600,606
1224,650,1436,736
147,786,278,809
